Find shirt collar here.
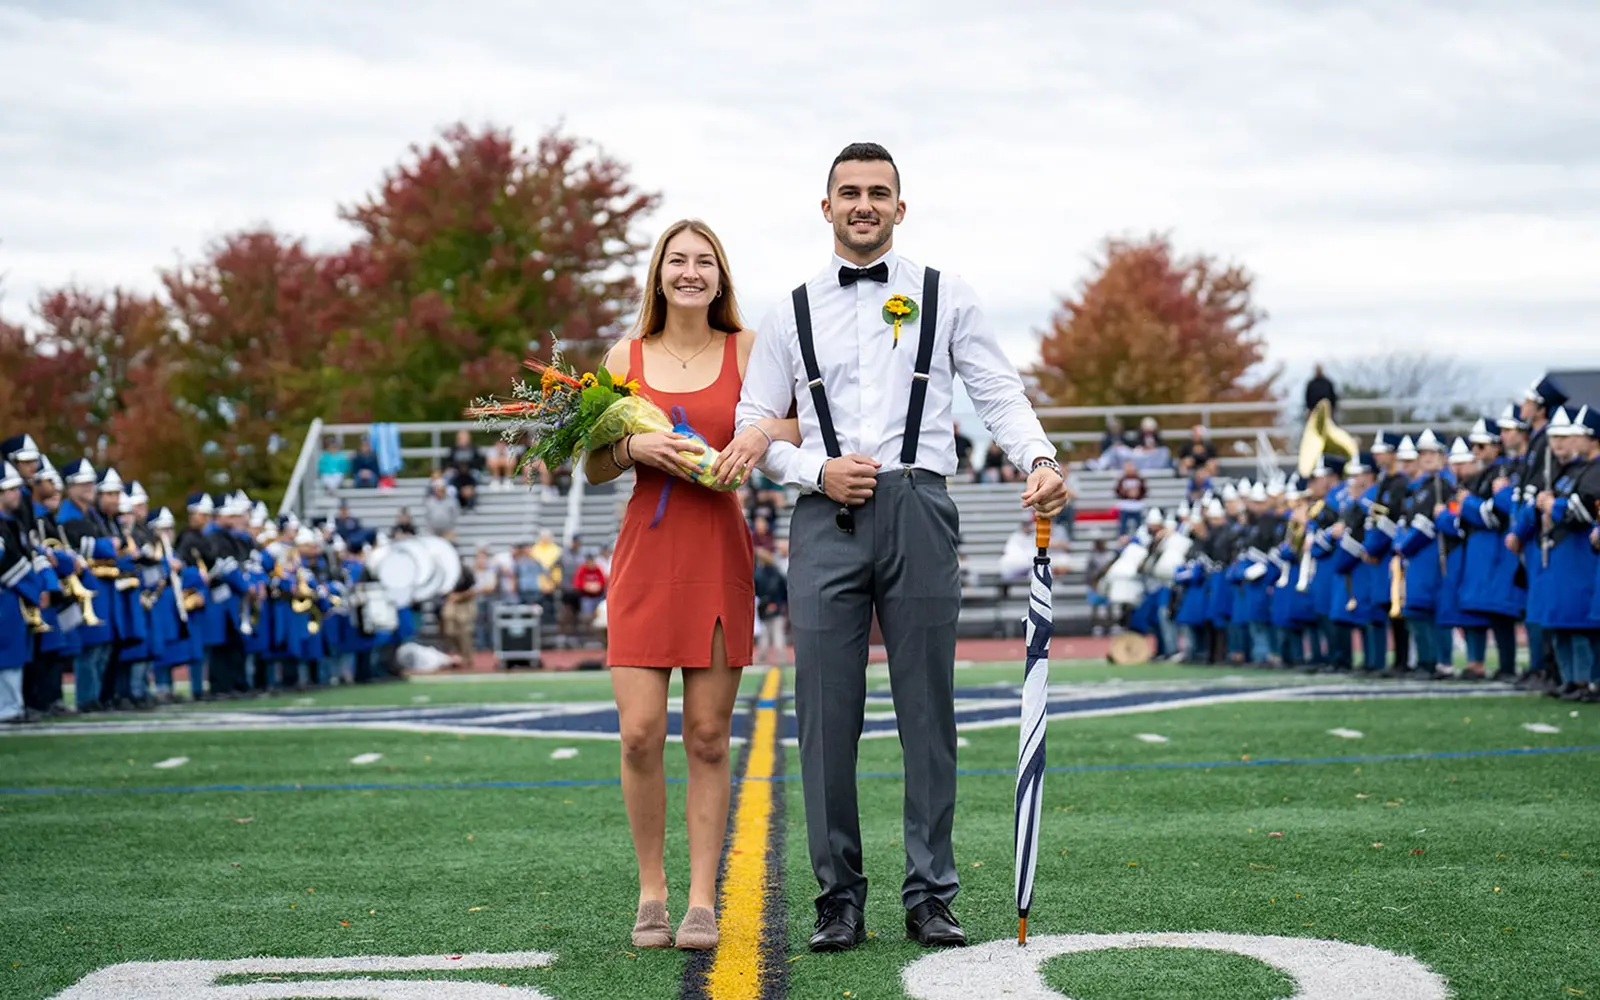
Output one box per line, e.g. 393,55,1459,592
830,247,899,280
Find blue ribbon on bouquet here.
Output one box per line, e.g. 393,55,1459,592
649,406,708,528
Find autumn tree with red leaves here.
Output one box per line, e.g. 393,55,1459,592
3,122,657,508
328,124,659,420
1030,234,1277,409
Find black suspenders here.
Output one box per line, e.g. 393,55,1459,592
792,285,842,462
901,268,939,466
791,266,941,470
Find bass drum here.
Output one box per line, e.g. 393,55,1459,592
1152,533,1193,583
355,581,399,635
1103,542,1148,607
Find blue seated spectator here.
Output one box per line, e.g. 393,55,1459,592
351,437,380,489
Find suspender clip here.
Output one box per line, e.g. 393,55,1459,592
807,377,825,389
911,372,930,382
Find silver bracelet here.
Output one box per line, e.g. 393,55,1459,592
753,424,774,446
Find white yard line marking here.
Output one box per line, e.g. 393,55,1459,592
152,756,189,769
1521,722,1560,734
349,752,384,765
1327,728,1365,739
549,747,579,760
1134,733,1170,743
956,737,970,748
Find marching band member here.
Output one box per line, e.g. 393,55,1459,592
1435,437,1490,678
142,506,191,703
1,461,50,724
29,457,78,714
1510,376,1567,690
1360,432,1411,674
1329,453,1378,672
1302,458,1347,670
56,460,117,712
1538,405,1600,700
1457,413,1522,679
1395,431,1450,677
95,469,150,708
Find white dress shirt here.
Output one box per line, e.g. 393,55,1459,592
736,249,1056,493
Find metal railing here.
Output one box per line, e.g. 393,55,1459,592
279,396,1494,517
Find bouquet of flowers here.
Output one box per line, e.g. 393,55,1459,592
466,353,745,491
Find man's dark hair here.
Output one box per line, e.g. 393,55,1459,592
827,142,899,193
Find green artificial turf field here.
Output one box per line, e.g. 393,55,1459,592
2,661,1597,1000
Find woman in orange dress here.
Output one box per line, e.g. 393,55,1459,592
584,219,799,951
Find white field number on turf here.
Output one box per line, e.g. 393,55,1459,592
53,935,1450,999
903,933,1449,999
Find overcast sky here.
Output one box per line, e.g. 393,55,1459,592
4,0,1599,404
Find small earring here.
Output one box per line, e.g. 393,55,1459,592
715,289,723,298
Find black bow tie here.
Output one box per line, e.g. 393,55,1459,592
838,262,889,287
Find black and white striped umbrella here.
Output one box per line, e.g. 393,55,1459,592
1015,517,1053,945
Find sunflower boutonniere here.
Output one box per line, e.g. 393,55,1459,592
882,294,919,349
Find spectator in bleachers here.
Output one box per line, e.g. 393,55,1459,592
1137,416,1162,451
423,478,459,540
998,516,1070,584
472,546,500,650
334,503,362,539
1085,539,1116,636
754,547,788,665
351,437,381,489
1304,363,1338,417
953,422,974,477
1177,425,1215,474
558,534,585,637
743,483,778,527
597,542,614,578
1098,415,1123,456
1186,459,1217,505
485,439,516,491
1115,460,1147,537
391,506,417,538
438,555,477,666
979,441,1019,483
318,436,350,494
573,548,608,627
751,515,776,555
444,429,483,512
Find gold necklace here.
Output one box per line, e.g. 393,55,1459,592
657,333,716,369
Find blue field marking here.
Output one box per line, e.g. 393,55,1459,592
6,745,1596,798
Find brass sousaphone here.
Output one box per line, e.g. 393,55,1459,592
1294,400,1362,592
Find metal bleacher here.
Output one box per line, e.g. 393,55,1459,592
304,465,1189,639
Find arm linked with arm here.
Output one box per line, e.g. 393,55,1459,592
736,307,823,491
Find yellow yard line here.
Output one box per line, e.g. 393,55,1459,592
706,666,782,1000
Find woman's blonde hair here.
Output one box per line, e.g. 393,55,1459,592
631,219,743,338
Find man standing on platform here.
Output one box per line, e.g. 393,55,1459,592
732,142,1071,953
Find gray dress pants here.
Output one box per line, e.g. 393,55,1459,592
788,469,962,914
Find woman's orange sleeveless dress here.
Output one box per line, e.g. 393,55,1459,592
605,334,754,669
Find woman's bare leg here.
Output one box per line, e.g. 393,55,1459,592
611,666,672,904
680,623,744,910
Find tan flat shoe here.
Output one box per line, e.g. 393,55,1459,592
631,899,673,949
675,906,719,951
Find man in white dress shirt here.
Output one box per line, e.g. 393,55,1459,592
734,142,1071,952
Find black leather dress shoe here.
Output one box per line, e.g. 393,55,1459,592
905,899,967,947
809,899,866,953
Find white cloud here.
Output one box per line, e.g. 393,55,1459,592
3,0,1599,403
